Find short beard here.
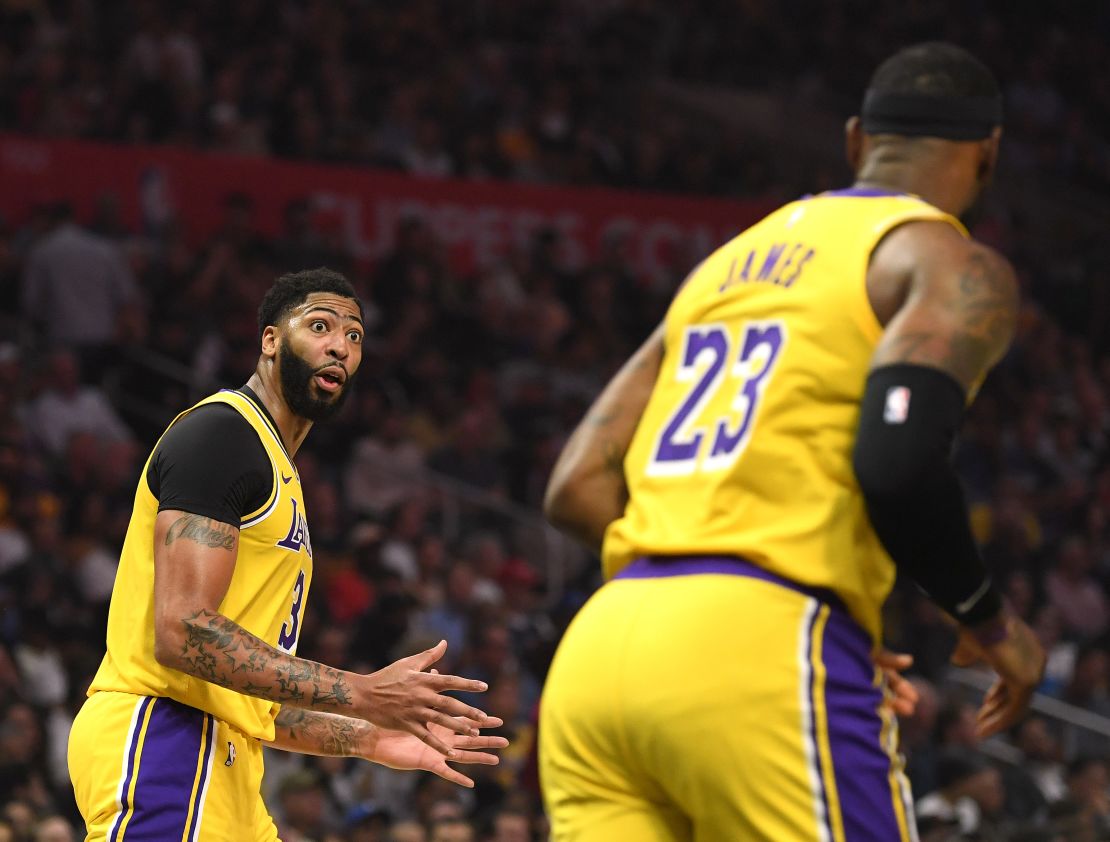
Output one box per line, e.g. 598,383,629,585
277,342,354,422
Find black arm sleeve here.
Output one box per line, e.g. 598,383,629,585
148,403,274,526
852,363,1003,626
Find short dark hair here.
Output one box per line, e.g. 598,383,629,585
257,267,362,340
868,42,1000,100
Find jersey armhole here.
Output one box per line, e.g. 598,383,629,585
240,450,279,528
859,211,969,344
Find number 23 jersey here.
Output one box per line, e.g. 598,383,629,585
603,190,966,643
89,388,313,742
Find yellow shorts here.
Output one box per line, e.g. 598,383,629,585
539,556,915,842
69,691,278,842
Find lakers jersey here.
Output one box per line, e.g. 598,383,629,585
89,390,313,741
603,189,967,642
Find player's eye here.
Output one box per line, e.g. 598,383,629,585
311,320,327,332
347,330,362,343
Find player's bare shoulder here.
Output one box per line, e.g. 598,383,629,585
869,221,1018,392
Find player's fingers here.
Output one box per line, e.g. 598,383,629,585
426,694,492,723
428,711,480,736
442,749,501,766
410,723,455,758
452,715,504,731
425,672,490,694
430,763,475,788
452,735,509,750
874,649,913,671
408,640,448,671
974,682,1012,737
976,700,1021,739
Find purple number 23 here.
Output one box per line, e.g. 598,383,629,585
650,321,785,475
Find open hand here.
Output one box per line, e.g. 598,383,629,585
950,613,1045,739
357,640,498,755
874,648,919,718
369,718,509,788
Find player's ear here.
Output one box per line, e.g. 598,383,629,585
260,325,279,360
845,116,864,173
977,127,1002,186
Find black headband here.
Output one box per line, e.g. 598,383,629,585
861,90,1002,140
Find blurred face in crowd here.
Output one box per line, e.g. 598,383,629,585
272,292,363,421
2,804,32,840
1070,760,1110,807
0,704,41,762
491,812,530,842
389,820,426,842
430,820,473,842
962,767,1005,817
34,817,75,842
1018,717,1060,763
280,784,326,832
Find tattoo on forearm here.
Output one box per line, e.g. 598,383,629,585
165,515,237,550
273,706,368,757
883,250,1017,388
177,609,353,708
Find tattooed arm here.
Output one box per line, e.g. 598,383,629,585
543,324,665,552
152,511,359,711
863,221,1044,738
268,706,508,787
867,220,1019,389
152,510,496,754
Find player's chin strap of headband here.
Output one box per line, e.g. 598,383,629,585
861,91,1003,141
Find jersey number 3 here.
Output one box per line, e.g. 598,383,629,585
649,321,785,476
277,570,305,653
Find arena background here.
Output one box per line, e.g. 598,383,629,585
1,2,1110,840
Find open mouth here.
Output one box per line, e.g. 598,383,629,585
314,368,345,393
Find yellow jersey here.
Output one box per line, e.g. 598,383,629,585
603,189,967,643
89,389,313,741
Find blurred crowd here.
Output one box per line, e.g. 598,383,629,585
3,0,1110,199
0,2,1109,841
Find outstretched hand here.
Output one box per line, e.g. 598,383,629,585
874,648,919,718
356,640,498,756
369,718,509,788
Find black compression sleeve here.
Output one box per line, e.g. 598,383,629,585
148,403,273,525
853,364,1003,626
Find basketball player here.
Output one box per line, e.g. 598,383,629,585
69,268,506,841
539,43,1046,841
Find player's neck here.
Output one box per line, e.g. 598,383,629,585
244,371,313,457
852,161,966,217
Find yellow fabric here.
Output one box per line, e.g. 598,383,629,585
87,390,313,741
539,573,914,842
602,192,967,642
69,691,278,842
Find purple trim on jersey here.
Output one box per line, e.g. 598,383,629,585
805,606,836,842
821,187,909,198
616,555,847,612
820,610,908,841
121,698,208,841
186,714,215,841
108,696,154,842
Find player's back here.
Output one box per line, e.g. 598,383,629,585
603,188,966,641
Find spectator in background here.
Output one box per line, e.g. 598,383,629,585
915,749,1006,840
32,816,75,842
486,809,531,842
389,819,427,842
20,202,140,371
1044,536,1110,640
277,768,336,842
1016,717,1068,805
16,350,133,458
1065,756,1110,837
429,818,474,842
